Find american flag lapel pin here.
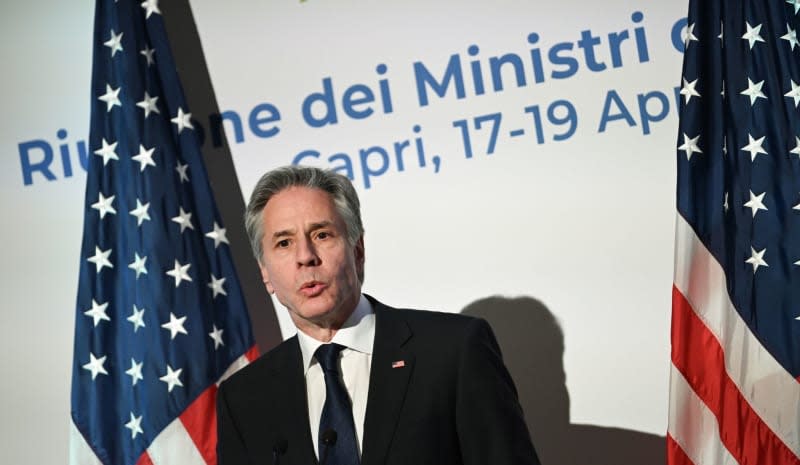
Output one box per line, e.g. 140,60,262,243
391,360,405,368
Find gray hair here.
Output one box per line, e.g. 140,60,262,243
244,165,364,265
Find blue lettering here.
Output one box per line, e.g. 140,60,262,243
19,139,56,186
302,77,338,127
672,17,688,53
489,53,526,91
577,30,606,72
328,153,355,180
598,90,636,132
292,149,320,165
414,54,465,107
359,146,389,189
342,84,375,120
249,103,281,138
549,42,578,79
637,91,670,135
632,12,650,62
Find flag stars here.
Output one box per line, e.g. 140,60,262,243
166,260,192,287
171,107,194,133
137,147,162,174
171,207,195,233
744,191,768,218
680,78,701,104
132,144,156,172
130,199,152,226
684,23,698,47
740,78,767,106
83,353,109,380
127,305,146,332
161,312,188,339
141,0,161,19
103,29,123,57
791,137,800,158
678,133,703,160
741,134,767,161
125,359,144,386
176,162,189,183
140,46,155,66
159,365,184,392
98,84,121,112
91,192,116,219
136,91,160,118
208,274,227,298
125,412,144,439
88,246,113,273
782,24,800,50
788,0,800,15
785,81,800,107
205,222,229,248
209,325,224,350
129,253,148,279
94,138,119,165
742,22,765,49
84,299,110,327
746,247,769,273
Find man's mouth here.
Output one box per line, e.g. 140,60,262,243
299,281,327,297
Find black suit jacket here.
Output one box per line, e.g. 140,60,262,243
217,297,540,465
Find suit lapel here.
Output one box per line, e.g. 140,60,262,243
272,337,319,465
361,300,414,465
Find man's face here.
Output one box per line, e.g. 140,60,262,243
259,186,364,332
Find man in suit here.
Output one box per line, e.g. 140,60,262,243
217,165,540,465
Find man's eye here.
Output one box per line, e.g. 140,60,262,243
276,239,290,248
317,232,330,240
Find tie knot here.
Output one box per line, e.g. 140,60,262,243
315,343,345,372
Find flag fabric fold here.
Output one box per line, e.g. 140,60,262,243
670,1,800,464
70,1,257,463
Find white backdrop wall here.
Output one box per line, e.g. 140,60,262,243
1,0,685,463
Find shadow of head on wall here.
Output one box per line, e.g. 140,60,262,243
461,296,665,465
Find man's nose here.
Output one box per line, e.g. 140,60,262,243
296,237,320,266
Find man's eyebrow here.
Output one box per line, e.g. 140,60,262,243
270,228,295,240
309,220,334,231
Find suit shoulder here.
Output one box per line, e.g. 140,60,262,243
380,306,485,335
220,336,297,390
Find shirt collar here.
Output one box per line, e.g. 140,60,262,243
296,294,375,373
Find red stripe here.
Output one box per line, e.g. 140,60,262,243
178,346,258,465
180,384,219,465
244,345,259,362
671,286,800,465
666,434,695,465
135,451,154,465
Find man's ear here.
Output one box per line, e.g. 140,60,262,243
259,263,274,294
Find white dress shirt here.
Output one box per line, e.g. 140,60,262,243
295,295,375,459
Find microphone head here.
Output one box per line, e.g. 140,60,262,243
321,428,338,446
273,439,288,454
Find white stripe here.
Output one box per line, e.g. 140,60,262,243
147,417,206,465
216,352,252,386
70,420,104,465
673,214,800,454
668,364,738,465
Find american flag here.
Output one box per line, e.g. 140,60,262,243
670,1,800,464
70,0,257,464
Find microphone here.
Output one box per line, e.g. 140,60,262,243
271,439,287,465
319,429,337,465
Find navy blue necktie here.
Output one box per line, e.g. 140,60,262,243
316,343,360,465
